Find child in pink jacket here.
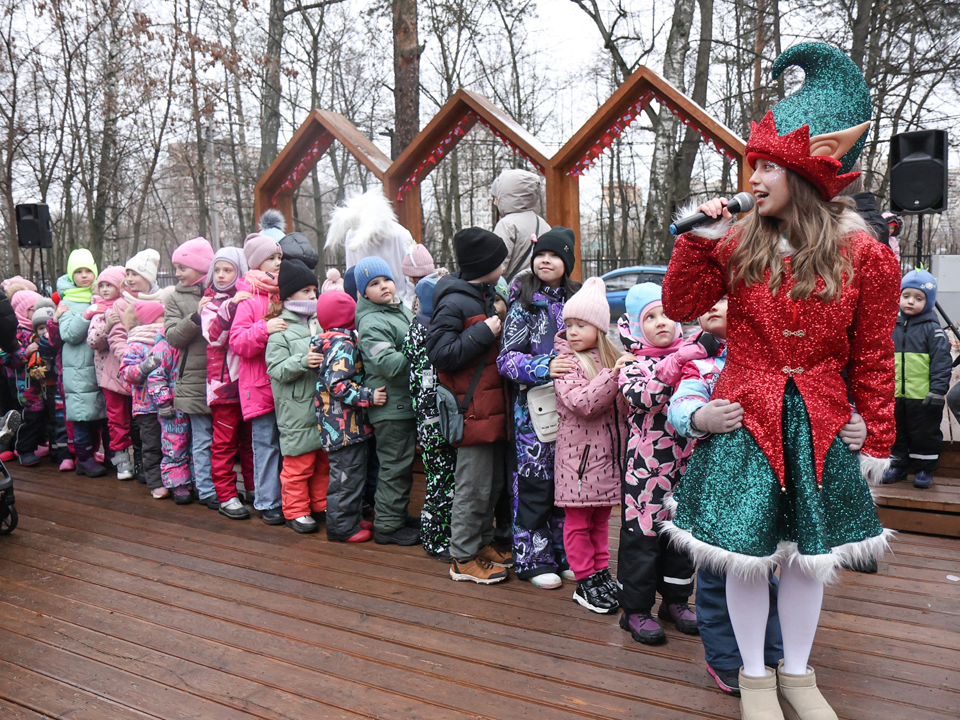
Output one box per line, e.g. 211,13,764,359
85,266,133,479
118,301,166,499
201,247,255,519
554,278,631,615
228,233,284,525
146,329,193,504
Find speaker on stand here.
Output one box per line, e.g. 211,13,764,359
888,129,948,268
15,203,53,296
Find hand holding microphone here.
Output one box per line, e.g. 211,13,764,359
669,192,756,236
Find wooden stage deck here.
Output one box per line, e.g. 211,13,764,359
874,443,960,538
1,464,958,719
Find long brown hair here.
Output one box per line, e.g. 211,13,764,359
725,171,867,301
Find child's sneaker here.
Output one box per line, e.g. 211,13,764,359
595,567,619,597
529,573,562,589
560,568,576,581
218,497,251,520
112,450,134,480
449,557,508,584
573,572,619,614
151,487,170,499
881,466,907,484
619,611,666,644
0,450,16,463
658,601,699,635
913,471,934,489
171,485,193,505
286,515,318,534
59,458,75,472
0,410,22,445
34,444,49,458
706,664,741,696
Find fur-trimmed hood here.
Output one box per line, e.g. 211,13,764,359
325,189,414,254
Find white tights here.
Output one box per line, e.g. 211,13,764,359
726,562,824,677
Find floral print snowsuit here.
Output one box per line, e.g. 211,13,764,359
146,336,192,489
496,284,568,579
402,318,457,557
616,315,697,614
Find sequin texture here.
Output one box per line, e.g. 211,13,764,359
672,382,884,558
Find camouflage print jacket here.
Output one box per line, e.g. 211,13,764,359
313,328,374,451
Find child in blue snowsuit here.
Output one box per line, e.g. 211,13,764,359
667,297,783,696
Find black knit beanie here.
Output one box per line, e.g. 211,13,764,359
278,259,318,300
530,227,576,277
455,227,508,281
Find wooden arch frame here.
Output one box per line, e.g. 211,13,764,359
253,110,392,230
549,66,748,279
383,89,552,242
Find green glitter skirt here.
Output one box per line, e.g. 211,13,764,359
663,382,892,583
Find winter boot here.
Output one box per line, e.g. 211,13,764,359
777,661,836,720
880,466,907,484
449,557,508,584
59,458,75,472
740,667,784,720
286,515,318,534
913,471,934,489
658,601,700,635
218,497,251,520
76,458,108,478
0,410,21,446
112,450,134,481
595,567,619,598
529,573,562,589
34,444,49,458
171,485,194,505
18,452,40,467
374,525,421,546
619,611,665,644
478,543,514,568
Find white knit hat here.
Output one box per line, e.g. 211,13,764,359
562,277,610,333
125,249,161,285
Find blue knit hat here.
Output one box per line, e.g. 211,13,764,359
901,268,937,308
354,257,394,297
343,264,358,299
625,282,664,337
415,274,440,320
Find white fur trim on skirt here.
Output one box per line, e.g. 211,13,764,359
660,520,895,585
859,453,891,486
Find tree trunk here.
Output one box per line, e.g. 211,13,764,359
640,0,695,263
258,0,285,178
392,0,421,159
674,0,714,202
90,0,123,266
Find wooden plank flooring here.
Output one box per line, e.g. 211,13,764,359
874,446,960,537
1,464,958,719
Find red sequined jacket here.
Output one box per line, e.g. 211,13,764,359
662,226,900,486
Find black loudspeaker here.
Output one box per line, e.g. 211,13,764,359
16,204,53,248
889,130,948,214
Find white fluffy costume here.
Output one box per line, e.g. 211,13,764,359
325,190,416,307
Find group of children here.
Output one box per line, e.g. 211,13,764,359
0,197,953,710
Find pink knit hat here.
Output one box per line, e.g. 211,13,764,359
11,289,42,331
401,244,436,279
562,277,610,333
97,265,126,291
135,301,165,326
2,276,38,295
321,268,344,294
172,237,215,278
243,233,282,271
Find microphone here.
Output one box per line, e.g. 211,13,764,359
669,192,756,236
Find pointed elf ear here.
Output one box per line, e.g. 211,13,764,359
809,121,871,160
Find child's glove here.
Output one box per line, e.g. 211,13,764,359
138,355,160,376
157,404,175,418
922,392,945,407
694,331,721,358
82,304,104,320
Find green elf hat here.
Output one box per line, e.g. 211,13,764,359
745,43,872,200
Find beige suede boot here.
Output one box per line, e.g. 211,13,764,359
777,660,838,720
739,667,785,720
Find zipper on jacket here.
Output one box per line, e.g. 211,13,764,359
899,317,907,397
577,444,591,493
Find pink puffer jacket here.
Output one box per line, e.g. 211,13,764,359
228,277,275,420
553,331,628,507
88,311,130,395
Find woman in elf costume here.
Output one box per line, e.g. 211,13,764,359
662,43,899,720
